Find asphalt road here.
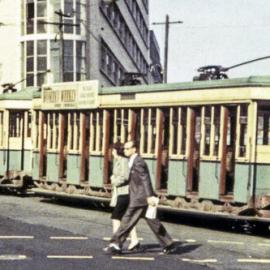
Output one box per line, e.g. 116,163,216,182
0,194,269,270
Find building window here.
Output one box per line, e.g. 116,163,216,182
37,40,47,85
26,1,34,34
100,1,149,78
23,0,86,86
63,40,74,81
124,0,149,44
100,40,125,85
26,41,34,86
76,0,81,35
76,41,86,81
64,0,74,33
37,0,47,33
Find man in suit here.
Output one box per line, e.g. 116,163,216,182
104,140,175,254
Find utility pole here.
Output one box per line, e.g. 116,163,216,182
39,10,79,82
153,15,183,83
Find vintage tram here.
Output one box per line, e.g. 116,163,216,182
1,76,270,220
0,87,38,189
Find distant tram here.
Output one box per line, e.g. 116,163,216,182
1,76,270,220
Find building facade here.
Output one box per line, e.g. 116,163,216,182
0,0,153,91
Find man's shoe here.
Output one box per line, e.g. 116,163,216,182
103,243,122,255
128,242,140,251
163,242,176,254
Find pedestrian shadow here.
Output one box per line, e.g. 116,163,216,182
169,243,201,255
123,241,201,255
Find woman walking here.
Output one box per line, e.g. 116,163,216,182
109,141,140,251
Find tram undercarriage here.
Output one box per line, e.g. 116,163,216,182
32,179,270,220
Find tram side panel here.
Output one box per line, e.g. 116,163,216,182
252,102,270,201
167,159,187,196
166,103,254,205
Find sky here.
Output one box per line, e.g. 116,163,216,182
149,0,270,83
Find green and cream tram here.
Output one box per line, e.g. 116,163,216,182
27,76,270,218
0,87,38,188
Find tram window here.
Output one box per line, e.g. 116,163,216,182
140,108,156,155
90,111,104,153
203,107,211,156
202,106,220,157
27,112,32,138
170,107,187,156
76,113,80,150
194,110,201,147
109,111,114,145
55,113,59,149
34,111,39,148
85,113,90,146
9,112,23,138
213,107,220,156
162,109,170,146
47,112,60,150
113,109,128,143
43,113,47,142
0,112,3,146
180,108,187,155
48,114,53,149
143,108,148,153
171,108,178,155
238,105,248,157
257,107,270,145
68,112,81,151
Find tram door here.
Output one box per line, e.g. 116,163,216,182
156,108,170,190
220,106,237,196
187,107,201,193
8,111,25,174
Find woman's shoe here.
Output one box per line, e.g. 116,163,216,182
128,242,140,251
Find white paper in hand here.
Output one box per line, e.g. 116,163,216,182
145,197,159,219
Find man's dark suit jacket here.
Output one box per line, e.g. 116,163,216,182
128,155,155,208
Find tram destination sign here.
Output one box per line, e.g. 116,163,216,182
42,81,99,110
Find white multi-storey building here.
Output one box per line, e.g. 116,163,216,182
0,0,151,91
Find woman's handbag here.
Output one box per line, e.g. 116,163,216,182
110,187,118,207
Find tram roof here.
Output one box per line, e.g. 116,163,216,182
21,75,270,100
100,75,270,94
0,87,40,100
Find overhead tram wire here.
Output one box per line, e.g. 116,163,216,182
1,70,50,93
152,15,183,83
